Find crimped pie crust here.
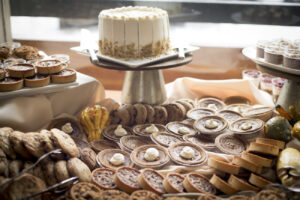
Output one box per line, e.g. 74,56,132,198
198,97,226,111
187,108,216,121
151,132,182,148
102,124,133,142
215,133,246,155
120,135,152,152
133,124,167,137
194,115,228,136
166,122,197,136
36,59,63,74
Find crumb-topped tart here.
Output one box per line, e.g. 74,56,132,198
183,173,216,194
133,124,167,137
215,133,247,155
151,132,182,148
131,144,169,168
163,172,185,193
102,124,133,142
120,135,153,152
166,122,197,136
218,110,243,124
114,166,141,193
138,168,166,195
168,142,207,166
183,134,216,152
91,139,120,153
36,59,63,74
97,149,133,169
198,97,226,111
7,63,35,78
92,168,116,190
24,74,50,88
194,116,228,138
70,182,102,200
0,77,23,92
51,69,76,83
187,108,216,120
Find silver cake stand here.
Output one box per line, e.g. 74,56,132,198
89,55,192,105
243,47,300,115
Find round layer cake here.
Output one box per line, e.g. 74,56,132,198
98,6,170,59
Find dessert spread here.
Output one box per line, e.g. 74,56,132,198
151,132,182,148
166,122,197,136
215,133,246,155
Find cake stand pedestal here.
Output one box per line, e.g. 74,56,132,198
90,55,193,105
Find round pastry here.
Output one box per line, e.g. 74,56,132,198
224,96,251,105
24,74,50,87
248,142,279,156
207,157,240,175
120,135,153,152
54,160,70,183
9,131,32,159
92,168,116,190
97,189,129,200
97,149,133,169
134,103,147,124
226,104,251,115
166,122,197,136
183,134,217,152
0,77,23,92
255,137,285,149
168,142,207,166
232,156,262,174
215,133,246,155
67,157,92,182
0,68,5,80
198,97,226,111
153,105,168,124
244,106,273,122
230,118,264,140
241,151,272,168
209,174,237,195
36,59,62,74
91,139,120,153
228,175,259,192
70,182,102,200
114,166,140,193
129,190,163,200
163,102,186,122
138,168,165,195
102,124,133,142
133,124,167,137
183,173,216,194
131,144,169,168
51,69,76,83
218,110,243,124
80,147,97,170
248,173,273,188
144,104,155,123
187,108,216,121
163,172,185,193
7,63,35,78
194,115,228,138
151,132,182,148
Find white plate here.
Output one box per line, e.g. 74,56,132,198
242,46,300,76
71,45,199,68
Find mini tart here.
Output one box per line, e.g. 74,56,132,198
248,142,279,156
198,97,226,111
138,168,166,195
226,104,251,115
70,182,102,200
218,110,243,124
131,144,169,168
183,173,216,194
241,151,272,167
0,68,5,80
151,132,182,148
209,174,237,195
35,59,63,74
248,173,273,188
232,156,262,174
92,168,116,190
24,74,50,88
224,96,251,105
166,122,197,136
183,134,216,152
130,190,163,200
187,108,216,120
230,118,264,140
243,106,274,122
90,139,120,153
7,63,35,78
228,175,259,192
51,69,76,83
114,166,141,193
133,124,167,137
120,135,152,152
215,133,246,155
208,157,240,175
0,78,23,92
168,142,207,166
97,149,133,169
194,115,228,137
102,124,133,142
163,172,185,193
255,138,285,149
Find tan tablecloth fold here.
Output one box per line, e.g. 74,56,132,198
0,72,105,132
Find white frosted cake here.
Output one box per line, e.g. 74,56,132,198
98,6,170,59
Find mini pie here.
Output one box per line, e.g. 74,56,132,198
7,63,35,78
92,168,116,190
194,115,228,137
230,118,264,140
218,110,243,124
97,189,129,200
248,142,279,156
255,137,285,149
114,166,140,193
51,69,76,83
228,174,259,192
97,149,133,169
163,172,185,193
129,190,163,200
226,104,251,115
120,135,152,152
131,144,169,168
0,68,5,80
198,97,226,111
248,173,273,188
90,139,120,153
138,168,166,195
209,174,237,195
183,134,216,152
36,59,63,74
187,108,216,120
133,124,167,137
102,124,133,142
232,156,262,174
24,74,50,88
215,133,246,155
207,157,240,175
241,151,272,167
183,173,216,194
181,118,195,126
0,77,23,92
151,132,182,148
163,102,186,122
168,142,207,166
166,122,197,136
67,157,92,182
70,182,102,200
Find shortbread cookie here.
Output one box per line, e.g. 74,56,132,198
42,160,58,186
134,104,147,124
144,104,155,123
80,147,97,170
153,105,168,124
0,127,17,159
55,160,70,183
67,157,92,182
22,132,45,158
163,103,186,122
9,131,32,159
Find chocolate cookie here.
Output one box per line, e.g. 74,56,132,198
55,160,70,183
80,147,97,170
67,157,92,182
50,128,79,158
144,104,155,123
134,104,147,124
115,105,131,126
9,131,32,159
42,160,57,186
153,106,168,124
70,182,102,200
0,127,17,159
22,132,45,158
163,103,186,122
97,189,129,200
